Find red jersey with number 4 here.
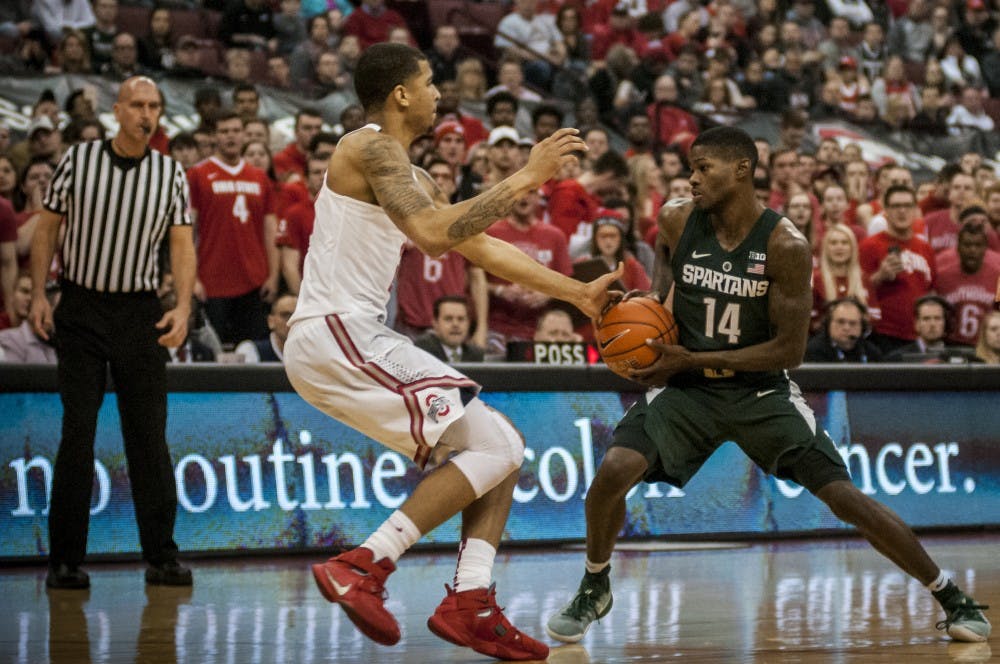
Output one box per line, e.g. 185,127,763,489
395,244,469,329
188,158,273,298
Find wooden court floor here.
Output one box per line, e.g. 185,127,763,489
2,533,996,663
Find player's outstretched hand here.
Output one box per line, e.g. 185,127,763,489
578,261,625,320
628,338,691,387
524,128,587,185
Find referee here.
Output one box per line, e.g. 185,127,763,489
30,77,196,589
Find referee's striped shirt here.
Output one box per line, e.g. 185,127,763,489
43,139,192,293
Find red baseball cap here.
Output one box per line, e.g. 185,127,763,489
967,0,986,10
838,55,857,69
433,121,464,146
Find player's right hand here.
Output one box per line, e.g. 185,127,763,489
29,295,53,341
524,128,587,185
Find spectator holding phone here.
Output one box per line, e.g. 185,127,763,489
859,185,936,354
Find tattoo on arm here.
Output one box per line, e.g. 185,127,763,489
447,182,517,241
360,136,434,219
413,167,449,207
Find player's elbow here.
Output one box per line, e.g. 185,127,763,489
414,237,452,258
777,341,806,369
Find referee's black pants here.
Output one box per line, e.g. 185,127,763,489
49,281,179,568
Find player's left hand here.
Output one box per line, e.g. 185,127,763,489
156,306,190,348
628,339,691,387
578,262,625,320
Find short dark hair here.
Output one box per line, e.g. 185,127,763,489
354,42,427,112
169,131,197,151
295,108,323,128
593,150,629,179
212,109,242,129
61,118,105,143
194,87,221,106
486,90,521,116
691,126,759,173
64,89,87,114
309,131,340,153
936,162,964,184
914,294,951,318
531,103,564,127
232,83,258,100
433,295,469,319
884,184,916,204
486,91,519,116
424,156,454,175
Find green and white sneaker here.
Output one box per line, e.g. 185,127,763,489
546,569,613,643
936,593,991,643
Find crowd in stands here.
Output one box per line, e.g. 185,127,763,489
2,0,1000,366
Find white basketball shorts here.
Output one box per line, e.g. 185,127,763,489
284,314,481,469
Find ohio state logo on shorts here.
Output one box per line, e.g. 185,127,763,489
425,394,452,423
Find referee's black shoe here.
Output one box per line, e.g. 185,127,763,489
46,564,90,589
146,560,193,586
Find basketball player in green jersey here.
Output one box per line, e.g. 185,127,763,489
547,126,991,645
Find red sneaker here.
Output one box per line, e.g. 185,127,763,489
311,547,400,646
427,584,550,661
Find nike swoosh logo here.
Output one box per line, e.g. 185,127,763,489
326,570,352,596
756,389,776,398
598,330,629,350
692,251,711,259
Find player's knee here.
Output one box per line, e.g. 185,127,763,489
490,408,525,468
445,399,525,497
486,408,524,474
816,480,861,523
592,447,646,496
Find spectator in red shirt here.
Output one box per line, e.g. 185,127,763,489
548,150,629,243
277,154,327,293
273,108,323,182
859,185,937,353
0,197,16,323
767,148,802,212
433,120,467,173
935,212,1000,346
591,3,647,61
435,80,488,148
342,0,409,49
242,139,310,222
646,74,699,152
814,184,868,248
485,189,572,352
187,111,279,345
923,170,981,254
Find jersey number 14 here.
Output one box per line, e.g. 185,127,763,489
703,296,741,343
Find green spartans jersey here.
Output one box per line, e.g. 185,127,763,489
669,206,785,387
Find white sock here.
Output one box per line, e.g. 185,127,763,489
585,558,610,574
361,511,421,564
453,538,496,592
926,571,950,593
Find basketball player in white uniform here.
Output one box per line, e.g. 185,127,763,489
284,43,622,661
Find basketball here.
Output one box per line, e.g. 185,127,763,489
596,297,678,378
